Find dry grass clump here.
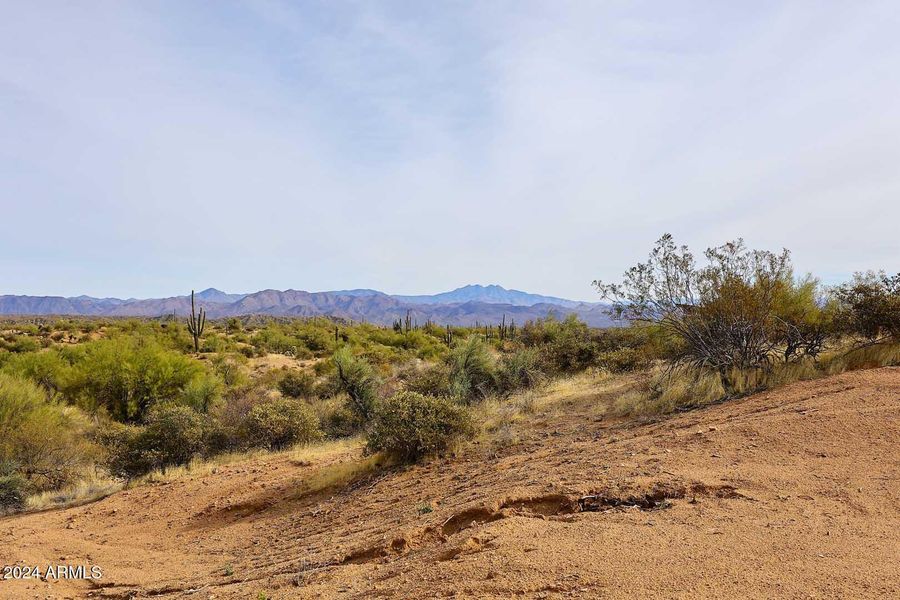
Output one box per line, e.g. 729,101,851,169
24,472,122,513
825,343,900,373
612,367,724,416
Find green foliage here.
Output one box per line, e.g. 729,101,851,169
496,348,544,394
277,369,315,398
834,272,900,343
366,391,473,462
211,353,249,388
67,336,217,422
403,363,453,397
180,375,224,413
0,334,41,353
595,234,834,376
242,398,322,450
100,404,207,479
333,347,380,420
448,336,496,403
0,373,95,492
0,350,74,394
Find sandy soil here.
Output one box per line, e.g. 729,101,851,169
1,367,898,599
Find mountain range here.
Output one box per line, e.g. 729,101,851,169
0,284,615,327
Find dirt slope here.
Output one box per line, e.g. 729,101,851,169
2,368,899,599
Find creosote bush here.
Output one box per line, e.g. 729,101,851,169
402,363,453,397
277,369,315,398
99,404,207,479
242,398,322,450
366,391,473,462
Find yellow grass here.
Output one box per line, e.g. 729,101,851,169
25,471,122,513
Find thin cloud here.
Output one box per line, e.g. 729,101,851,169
1,1,897,300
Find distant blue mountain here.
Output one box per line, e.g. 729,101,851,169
392,284,587,308
0,284,614,327
193,288,248,303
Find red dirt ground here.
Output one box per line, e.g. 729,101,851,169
1,367,898,599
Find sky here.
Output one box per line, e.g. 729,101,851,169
1,1,898,302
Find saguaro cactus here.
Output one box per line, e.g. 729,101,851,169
187,290,206,352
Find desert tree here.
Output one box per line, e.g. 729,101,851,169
593,234,829,377
833,271,900,345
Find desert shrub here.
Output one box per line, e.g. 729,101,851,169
312,395,365,438
66,336,215,422
366,391,473,462
277,369,315,398
592,325,666,372
0,335,40,353
542,316,597,373
97,423,153,480
0,473,27,512
180,375,224,413
206,386,276,452
496,348,544,394
595,235,834,381
211,353,249,388
0,373,96,492
100,405,207,478
333,347,380,420
448,336,496,403
242,398,322,450
834,272,900,343
403,363,453,397
0,350,74,394
140,404,207,470
519,315,599,373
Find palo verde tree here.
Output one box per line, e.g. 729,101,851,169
593,234,831,378
187,290,206,353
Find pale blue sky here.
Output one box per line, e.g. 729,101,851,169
2,1,898,301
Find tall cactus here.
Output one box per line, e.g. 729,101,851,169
187,290,206,352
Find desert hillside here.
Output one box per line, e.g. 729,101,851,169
2,367,898,599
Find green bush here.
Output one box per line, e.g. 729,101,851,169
96,423,151,480
141,404,207,468
835,272,900,343
0,373,95,492
0,473,27,512
0,350,73,394
242,398,322,450
496,348,544,394
403,363,452,397
66,336,216,422
100,405,207,479
180,375,223,413
333,347,380,420
277,370,315,398
366,391,473,462
448,336,496,403
313,396,364,438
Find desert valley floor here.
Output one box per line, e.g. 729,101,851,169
1,368,898,599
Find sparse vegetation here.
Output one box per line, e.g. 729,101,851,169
0,245,895,511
